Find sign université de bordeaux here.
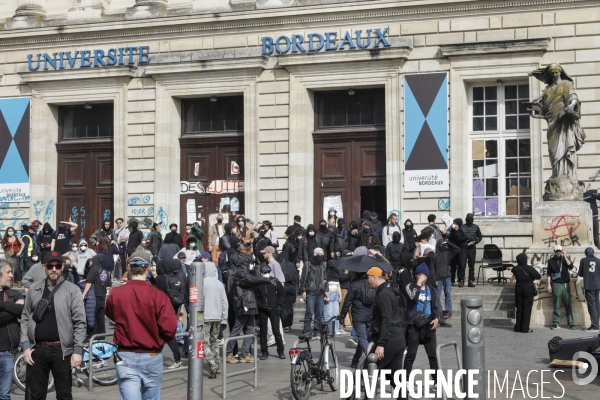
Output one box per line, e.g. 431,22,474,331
261,28,391,55
27,46,150,71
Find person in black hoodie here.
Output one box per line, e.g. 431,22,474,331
448,218,463,284
434,239,460,326
300,248,328,339
340,272,375,368
82,254,108,336
156,259,188,368
316,220,333,259
512,253,541,333
386,231,405,269
458,213,482,288
219,223,240,255
126,220,143,256
329,218,349,258
277,254,298,332
256,264,286,360
253,225,273,263
402,219,418,255
404,263,439,382
37,223,55,263
369,211,383,235
349,210,371,250
359,221,382,250
306,224,318,258
165,224,184,248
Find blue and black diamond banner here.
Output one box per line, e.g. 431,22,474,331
0,97,31,202
404,73,449,192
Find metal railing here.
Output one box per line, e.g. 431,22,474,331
221,334,258,399
436,341,463,400
87,332,190,392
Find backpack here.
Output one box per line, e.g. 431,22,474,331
360,279,376,307
425,225,443,243
166,272,185,306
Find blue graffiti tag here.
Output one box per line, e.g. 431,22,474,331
103,209,111,221
44,200,55,223
128,197,140,206
33,201,45,218
438,198,450,211
156,207,168,228
142,195,151,204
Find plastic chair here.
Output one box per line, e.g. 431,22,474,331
477,244,503,286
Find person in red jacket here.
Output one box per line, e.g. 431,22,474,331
106,252,177,400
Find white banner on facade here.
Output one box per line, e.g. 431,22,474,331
404,169,449,192
0,183,30,203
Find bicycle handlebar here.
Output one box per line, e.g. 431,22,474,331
299,315,342,324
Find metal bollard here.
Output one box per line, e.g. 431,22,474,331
365,353,379,400
461,297,486,400
188,261,206,400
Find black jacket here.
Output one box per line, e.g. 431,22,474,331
127,230,143,256
329,228,349,255
300,256,328,295
338,269,353,291
340,276,374,323
0,288,25,353
256,279,285,311
371,284,404,347
459,221,482,249
512,254,541,289
148,229,163,256
316,227,333,256
253,235,273,263
326,261,340,282
164,232,183,248
583,190,599,217
279,259,299,287
370,219,383,235
225,254,270,316
433,240,460,281
405,282,439,338
155,260,188,304
402,219,418,254
385,235,406,268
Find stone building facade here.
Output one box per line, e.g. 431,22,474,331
0,1,599,325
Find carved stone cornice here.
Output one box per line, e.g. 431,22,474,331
440,38,551,57
0,0,595,51
277,45,412,67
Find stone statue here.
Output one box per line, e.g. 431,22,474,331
527,63,586,201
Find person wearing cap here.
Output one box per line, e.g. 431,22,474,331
547,245,575,330
300,248,328,339
512,253,542,333
366,266,405,397
106,253,177,399
255,264,286,360
579,247,600,332
579,181,600,248
20,251,87,400
404,263,440,383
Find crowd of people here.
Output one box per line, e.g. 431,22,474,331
1,205,600,400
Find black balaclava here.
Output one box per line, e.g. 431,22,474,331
404,219,413,230
392,231,401,244
43,222,52,233
453,218,463,228
516,253,528,266
319,219,328,233
224,223,233,235
465,213,474,225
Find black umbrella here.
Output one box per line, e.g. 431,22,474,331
334,254,393,273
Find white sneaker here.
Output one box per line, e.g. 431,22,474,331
168,361,182,369
216,339,224,346
267,337,276,347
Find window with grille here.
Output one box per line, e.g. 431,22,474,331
182,96,244,134
470,83,531,217
59,104,114,140
316,89,385,129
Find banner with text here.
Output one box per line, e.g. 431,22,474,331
0,98,30,202
404,73,449,192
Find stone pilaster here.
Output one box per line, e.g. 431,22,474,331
7,0,46,29
126,0,168,19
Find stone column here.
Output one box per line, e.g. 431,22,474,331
14,0,46,17
68,0,103,21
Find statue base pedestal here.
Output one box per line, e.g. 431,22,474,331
544,176,583,201
526,201,594,327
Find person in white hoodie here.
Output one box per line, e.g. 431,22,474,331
73,239,96,278
204,262,228,379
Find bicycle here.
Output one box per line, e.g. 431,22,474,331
289,315,341,400
13,341,118,391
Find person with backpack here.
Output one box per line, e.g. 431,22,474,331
434,239,460,327
340,271,376,368
96,235,120,282
300,248,328,339
256,264,286,360
82,254,109,335
155,259,188,369
424,214,444,247
512,253,541,333
203,261,228,378
381,213,402,248
253,225,273,263
404,263,440,384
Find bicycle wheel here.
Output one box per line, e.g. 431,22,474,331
327,345,339,391
290,357,313,400
83,341,118,386
13,352,55,392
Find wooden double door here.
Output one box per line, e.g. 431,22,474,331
314,132,386,223
180,135,245,250
57,141,114,240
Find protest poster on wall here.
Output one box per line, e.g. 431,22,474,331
0,98,30,202
323,195,343,220
404,73,449,192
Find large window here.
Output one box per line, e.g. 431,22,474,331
316,89,385,129
470,83,531,217
59,103,113,140
182,96,244,134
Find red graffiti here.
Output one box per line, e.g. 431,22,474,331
544,215,580,242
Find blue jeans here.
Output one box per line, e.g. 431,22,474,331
352,322,371,365
0,351,12,400
303,294,324,336
437,277,452,314
323,291,340,334
116,352,163,400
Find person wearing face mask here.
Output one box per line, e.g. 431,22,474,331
385,231,406,269
37,223,56,263
208,214,226,265
182,223,193,246
359,221,382,250
90,219,117,247
126,220,143,257
16,225,36,280
433,239,459,326
327,208,339,231
402,219,418,255
54,220,78,256
178,238,200,267
329,218,349,259
300,248,328,340
219,223,241,256
255,265,286,360
305,224,320,258
448,218,463,285
1,227,23,285
316,220,333,259
284,215,305,240
73,240,97,278
458,213,482,288
235,216,254,255
164,223,183,249
148,222,164,260
187,222,205,251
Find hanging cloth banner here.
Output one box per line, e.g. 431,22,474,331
404,73,449,192
0,97,31,202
